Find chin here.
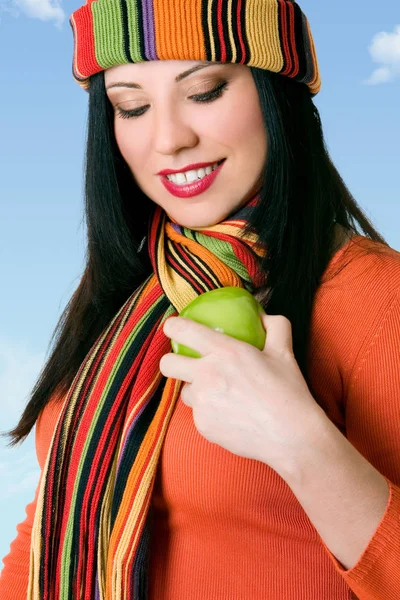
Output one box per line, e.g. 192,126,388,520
172,215,227,229
167,204,238,230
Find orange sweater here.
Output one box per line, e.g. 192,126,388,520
1,235,400,599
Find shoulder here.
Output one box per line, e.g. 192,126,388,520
319,233,400,306
310,234,400,380
307,235,400,425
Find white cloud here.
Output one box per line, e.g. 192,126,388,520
365,25,400,85
0,0,65,27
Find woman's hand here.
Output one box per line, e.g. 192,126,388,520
160,313,330,480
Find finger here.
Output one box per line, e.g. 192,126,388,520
180,382,193,406
163,316,228,357
260,313,294,356
159,352,196,384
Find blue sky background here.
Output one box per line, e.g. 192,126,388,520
1,0,399,568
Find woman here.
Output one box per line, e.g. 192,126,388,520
1,0,400,598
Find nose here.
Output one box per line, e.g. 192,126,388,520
152,102,199,157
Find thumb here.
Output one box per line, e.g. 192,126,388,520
260,312,294,357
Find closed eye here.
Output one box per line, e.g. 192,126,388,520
115,81,229,120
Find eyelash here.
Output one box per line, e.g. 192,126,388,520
116,81,229,120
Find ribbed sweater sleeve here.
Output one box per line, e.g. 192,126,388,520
0,398,64,599
319,284,400,598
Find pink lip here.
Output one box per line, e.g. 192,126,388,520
158,160,224,176
160,160,226,198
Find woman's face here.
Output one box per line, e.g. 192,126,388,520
105,60,267,228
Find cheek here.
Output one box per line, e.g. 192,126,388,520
113,119,146,169
239,95,267,161
114,121,131,162
214,92,265,147
237,94,265,141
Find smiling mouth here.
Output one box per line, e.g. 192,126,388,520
161,158,225,177
164,159,226,181
160,158,226,198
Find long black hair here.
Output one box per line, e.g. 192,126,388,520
5,67,388,446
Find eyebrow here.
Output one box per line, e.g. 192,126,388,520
106,62,221,91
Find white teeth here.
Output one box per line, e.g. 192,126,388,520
166,162,220,185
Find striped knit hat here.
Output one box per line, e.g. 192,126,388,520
69,0,321,95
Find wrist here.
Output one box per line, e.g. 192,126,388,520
278,407,335,486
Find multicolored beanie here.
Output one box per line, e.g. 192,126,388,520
69,0,321,95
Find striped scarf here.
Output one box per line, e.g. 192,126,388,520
28,194,267,599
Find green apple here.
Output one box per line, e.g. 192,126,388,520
171,287,266,358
